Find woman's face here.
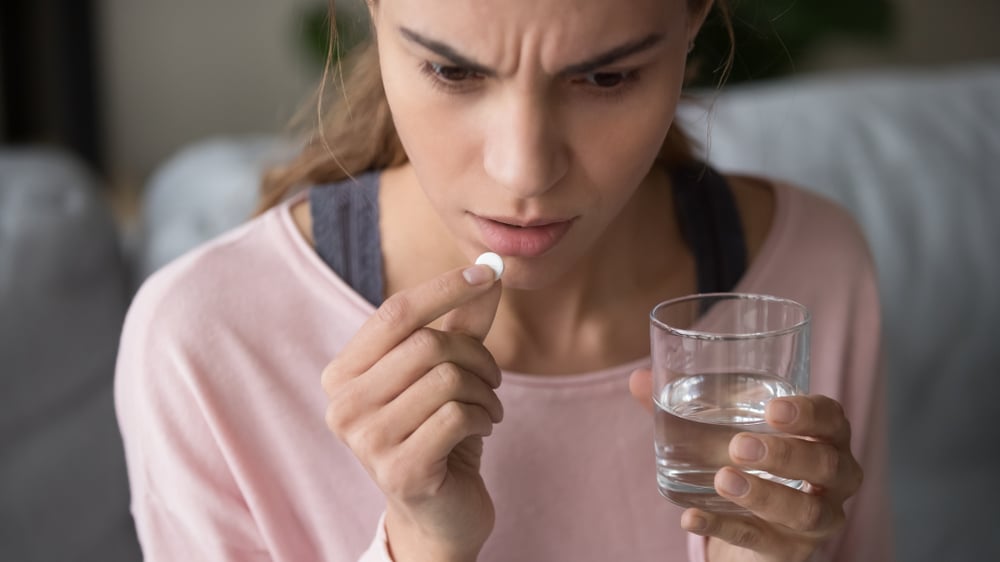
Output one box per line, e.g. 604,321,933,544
373,0,702,288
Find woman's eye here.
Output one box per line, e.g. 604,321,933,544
430,63,474,82
585,72,628,88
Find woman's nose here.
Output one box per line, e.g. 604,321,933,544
482,93,568,199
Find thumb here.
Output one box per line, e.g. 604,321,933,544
440,267,502,342
628,368,655,414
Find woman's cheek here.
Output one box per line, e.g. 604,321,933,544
574,104,673,185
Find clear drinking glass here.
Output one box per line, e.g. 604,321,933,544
650,293,810,513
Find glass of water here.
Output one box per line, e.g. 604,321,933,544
650,293,810,513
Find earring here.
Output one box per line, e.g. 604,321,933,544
687,40,696,54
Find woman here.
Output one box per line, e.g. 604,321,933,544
115,0,892,560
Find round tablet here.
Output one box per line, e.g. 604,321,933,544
475,252,504,280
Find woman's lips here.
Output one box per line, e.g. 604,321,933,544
473,215,575,258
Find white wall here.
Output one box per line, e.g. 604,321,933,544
99,0,322,189
98,0,1000,189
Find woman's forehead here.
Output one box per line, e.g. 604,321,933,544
379,0,687,71
382,0,684,29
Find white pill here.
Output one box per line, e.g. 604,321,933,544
475,252,504,280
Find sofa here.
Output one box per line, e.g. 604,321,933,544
0,149,141,560
2,63,997,561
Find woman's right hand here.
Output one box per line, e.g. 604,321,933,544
321,263,504,562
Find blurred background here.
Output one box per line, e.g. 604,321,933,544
2,1,999,561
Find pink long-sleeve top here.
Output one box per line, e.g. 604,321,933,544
115,181,892,561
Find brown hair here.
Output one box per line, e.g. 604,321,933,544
256,0,734,213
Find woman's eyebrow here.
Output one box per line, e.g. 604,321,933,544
559,33,664,75
399,27,665,76
400,27,497,76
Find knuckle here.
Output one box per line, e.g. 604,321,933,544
796,497,828,533
378,462,410,498
324,390,356,435
818,445,842,483
430,362,463,394
731,525,761,549
439,401,467,427
490,392,504,422
356,423,387,454
342,426,364,455
324,404,345,435
822,396,851,437
798,396,817,425
847,458,864,495
320,361,346,395
345,426,383,462
431,273,454,299
839,414,853,442
831,397,847,419
377,294,411,325
477,408,495,435
744,478,774,512
769,437,794,467
410,328,444,355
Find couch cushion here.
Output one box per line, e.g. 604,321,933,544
0,148,140,561
139,136,294,280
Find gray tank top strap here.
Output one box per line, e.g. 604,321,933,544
308,171,384,306
668,163,748,294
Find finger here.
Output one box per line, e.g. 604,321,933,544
400,401,495,469
681,508,782,556
729,433,859,492
766,395,851,446
356,328,501,403
714,467,844,535
628,368,655,413
441,278,502,342
379,362,504,444
330,264,499,380
324,328,500,434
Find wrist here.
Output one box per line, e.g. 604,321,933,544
385,507,484,562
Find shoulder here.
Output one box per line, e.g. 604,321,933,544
725,173,873,273
133,212,284,321
119,201,370,373
119,205,314,375
776,179,875,271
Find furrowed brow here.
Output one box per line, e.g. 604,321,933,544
559,33,665,76
399,27,665,77
399,27,497,76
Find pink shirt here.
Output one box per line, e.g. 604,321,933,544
115,182,892,561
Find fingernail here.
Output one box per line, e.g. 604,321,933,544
462,265,495,285
717,469,750,497
733,435,765,462
769,399,798,424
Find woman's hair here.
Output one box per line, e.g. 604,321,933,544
256,0,734,214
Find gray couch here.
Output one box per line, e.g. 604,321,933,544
0,149,140,560
2,63,998,561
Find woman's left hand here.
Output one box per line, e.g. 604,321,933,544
629,370,864,562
